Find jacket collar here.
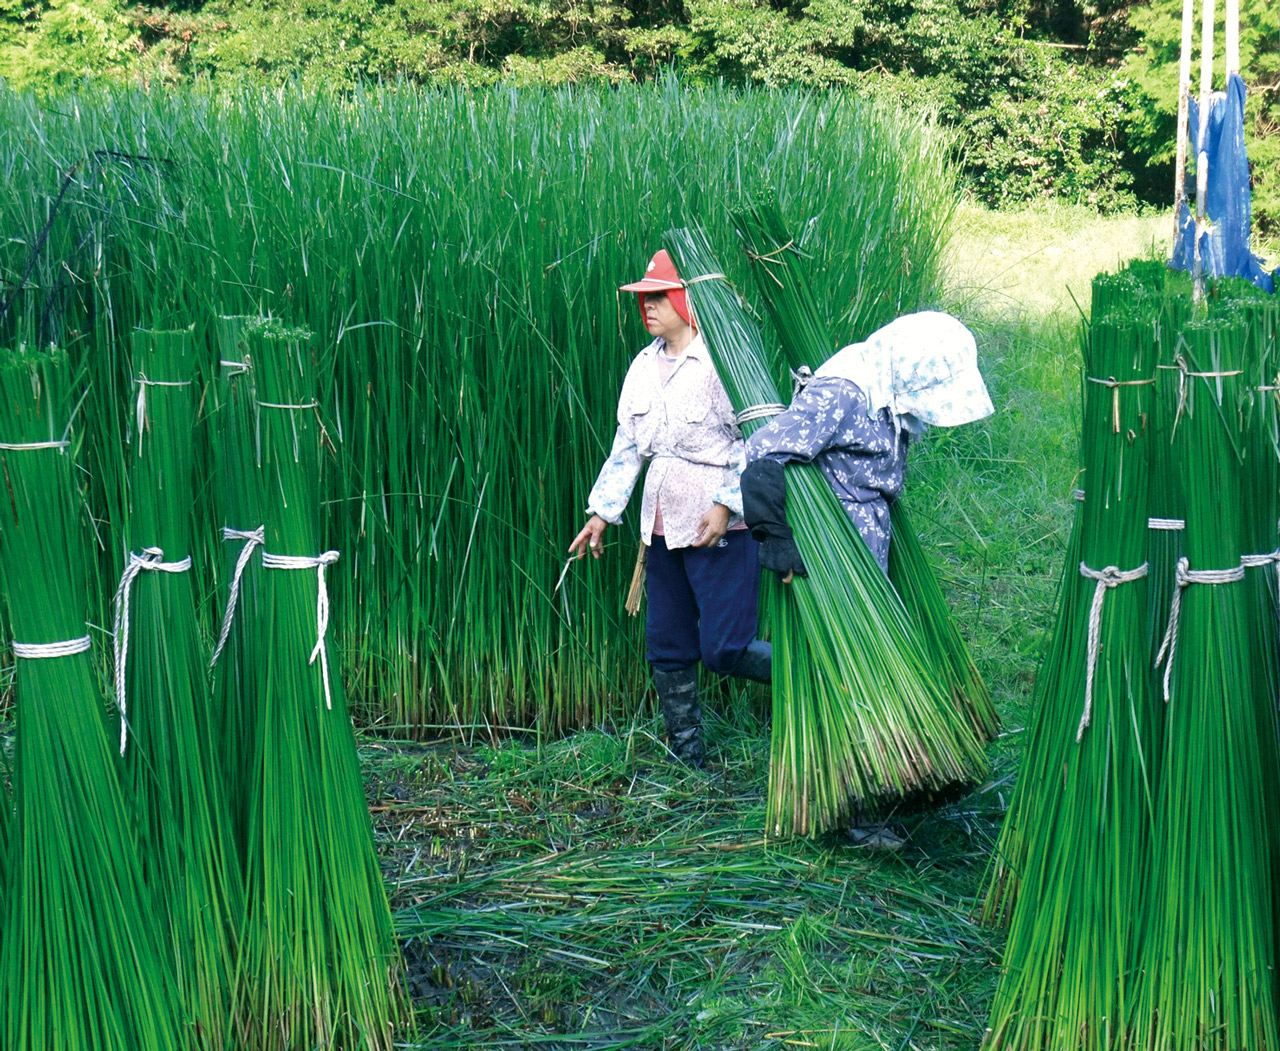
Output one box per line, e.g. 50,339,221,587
645,333,706,362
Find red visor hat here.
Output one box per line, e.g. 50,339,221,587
619,250,691,324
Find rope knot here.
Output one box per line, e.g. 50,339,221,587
1156,555,1245,702
791,365,813,401
1086,375,1155,434
263,549,342,709
113,545,193,754
210,526,266,667
1076,560,1148,740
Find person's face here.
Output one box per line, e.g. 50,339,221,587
643,292,688,342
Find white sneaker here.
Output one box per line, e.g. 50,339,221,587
846,824,906,851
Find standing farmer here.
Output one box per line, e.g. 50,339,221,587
568,250,771,767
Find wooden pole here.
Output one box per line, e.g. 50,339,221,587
1225,0,1240,75
1173,0,1195,251
1193,0,1215,301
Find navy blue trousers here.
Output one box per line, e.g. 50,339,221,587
645,530,761,675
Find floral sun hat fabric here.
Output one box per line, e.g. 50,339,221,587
813,311,995,428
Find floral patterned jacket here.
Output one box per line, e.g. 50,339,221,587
586,336,745,549
746,375,906,571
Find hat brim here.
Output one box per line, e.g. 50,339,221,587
905,376,994,428
619,277,684,293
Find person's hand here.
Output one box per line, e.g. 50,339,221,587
760,535,807,583
568,514,609,559
693,503,732,548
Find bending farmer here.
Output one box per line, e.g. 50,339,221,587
741,311,994,583
568,250,771,767
742,311,993,847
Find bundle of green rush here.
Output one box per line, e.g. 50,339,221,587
1132,315,1280,1051
983,263,1178,923
664,225,988,836
1226,288,1280,840
731,198,998,741
980,470,1088,922
983,312,1158,1051
115,327,243,1047
0,345,185,1050
1146,275,1190,717
209,315,267,861
239,323,407,1049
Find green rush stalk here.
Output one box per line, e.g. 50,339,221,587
210,315,267,863
0,766,8,887
984,262,1180,926
1132,316,1280,1051
665,226,988,837
0,82,954,739
0,345,186,1051
979,482,1088,923
731,198,998,742
241,323,407,1049
984,314,1157,1051
120,327,244,1048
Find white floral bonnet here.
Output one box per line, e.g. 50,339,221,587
813,311,994,428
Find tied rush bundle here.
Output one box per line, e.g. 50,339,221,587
0,345,186,1051
731,198,999,745
224,321,409,1050
983,264,1280,1051
116,326,244,1049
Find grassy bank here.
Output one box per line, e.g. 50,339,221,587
365,204,1163,1048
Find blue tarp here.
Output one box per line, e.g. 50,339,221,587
1170,71,1275,293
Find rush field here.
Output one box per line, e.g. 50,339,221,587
0,79,1183,1049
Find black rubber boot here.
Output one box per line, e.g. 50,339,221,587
651,665,704,767
733,640,772,684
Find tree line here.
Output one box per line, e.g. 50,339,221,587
2,0,1277,227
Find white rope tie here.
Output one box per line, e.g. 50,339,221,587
220,359,251,374
735,403,786,425
1174,362,1243,423
1073,489,1086,502
113,546,193,754
1155,556,1246,702
13,635,91,659
1077,561,1149,741
1240,551,1280,626
1086,375,1155,433
0,440,69,451
210,526,265,667
135,375,191,458
1149,517,1186,530
263,550,340,710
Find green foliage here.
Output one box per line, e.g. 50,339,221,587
13,0,1268,217
0,0,135,88
146,0,648,87
963,54,1140,210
